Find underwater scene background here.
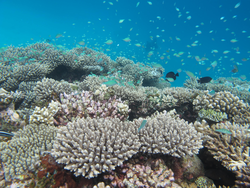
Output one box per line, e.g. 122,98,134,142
0,0,250,188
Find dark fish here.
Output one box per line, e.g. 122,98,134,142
165,72,179,82
198,76,212,84
231,65,238,73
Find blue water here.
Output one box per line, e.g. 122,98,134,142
1,0,249,87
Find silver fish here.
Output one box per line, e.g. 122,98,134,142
0,131,14,137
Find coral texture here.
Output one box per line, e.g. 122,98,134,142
137,110,203,157
194,120,250,186
51,117,141,178
55,88,130,125
33,78,72,103
103,156,179,188
198,108,228,122
184,76,250,103
0,123,57,179
193,90,250,124
29,100,61,125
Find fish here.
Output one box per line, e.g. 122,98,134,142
165,72,179,82
0,131,14,137
215,129,232,134
197,77,212,84
138,120,147,132
234,2,241,8
231,65,238,73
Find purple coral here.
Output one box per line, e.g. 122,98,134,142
103,157,177,188
54,90,130,125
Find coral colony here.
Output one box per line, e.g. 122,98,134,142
0,43,250,187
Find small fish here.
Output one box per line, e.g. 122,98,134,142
0,131,14,137
198,77,212,84
185,70,195,78
138,120,147,132
165,72,179,82
215,129,232,134
209,90,215,95
105,40,113,45
231,65,238,73
234,2,240,8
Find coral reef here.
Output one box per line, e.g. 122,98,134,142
0,43,165,93
0,123,57,179
33,77,73,103
193,90,250,124
51,117,141,178
194,120,250,187
195,176,216,188
137,110,203,157
198,108,228,122
103,155,180,188
184,77,250,104
29,100,61,125
93,182,110,188
34,154,93,188
0,88,25,132
54,88,130,125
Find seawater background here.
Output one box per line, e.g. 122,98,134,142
0,0,249,87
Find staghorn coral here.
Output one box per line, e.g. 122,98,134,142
198,108,228,122
193,90,250,124
0,123,57,180
51,117,141,178
137,110,203,158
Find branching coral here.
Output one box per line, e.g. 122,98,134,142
55,88,130,126
137,110,203,158
51,117,141,178
193,90,250,124
0,123,57,180
194,120,250,187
